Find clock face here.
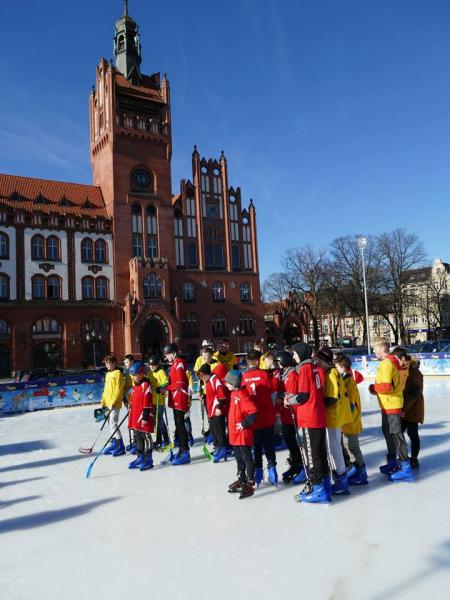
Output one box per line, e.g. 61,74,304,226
132,169,152,191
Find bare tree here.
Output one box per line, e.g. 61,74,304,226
377,229,427,343
262,272,291,305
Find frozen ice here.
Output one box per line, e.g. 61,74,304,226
1,380,450,600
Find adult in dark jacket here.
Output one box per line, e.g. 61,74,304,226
402,358,424,468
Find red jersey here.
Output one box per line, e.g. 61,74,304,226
242,367,275,429
280,367,298,425
167,357,189,412
227,388,258,446
294,362,327,429
128,379,154,433
205,373,229,419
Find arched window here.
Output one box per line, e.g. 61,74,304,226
81,238,93,262
147,206,158,258
96,277,108,300
118,34,125,52
182,281,195,302
143,273,162,299
132,204,143,258
82,318,110,337
82,276,95,300
47,276,61,299
240,282,251,302
0,274,9,299
0,232,9,258
212,281,224,302
239,312,255,335
31,235,45,260
46,236,60,261
95,239,107,263
211,313,227,337
33,342,62,369
33,317,62,335
0,319,10,336
182,312,198,337
32,275,45,299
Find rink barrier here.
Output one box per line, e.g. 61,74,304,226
0,373,104,414
351,352,450,377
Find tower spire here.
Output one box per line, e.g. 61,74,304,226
124,0,128,17
114,1,142,84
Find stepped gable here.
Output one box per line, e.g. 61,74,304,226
0,173,107,217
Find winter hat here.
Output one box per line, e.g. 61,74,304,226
198,363,212,375
224,369,242,389
317,346,333,364
291,342,312,363
212,363,228,380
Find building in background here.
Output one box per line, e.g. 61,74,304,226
0,3,264,375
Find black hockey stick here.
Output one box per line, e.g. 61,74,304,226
79,414,109,454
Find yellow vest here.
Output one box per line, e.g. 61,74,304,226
341,377,363,435
376,358,404,411
147,367,168,406
101,368,124,410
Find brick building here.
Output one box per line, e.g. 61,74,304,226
0,3,264,376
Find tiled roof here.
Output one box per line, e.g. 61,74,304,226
0,174,108,217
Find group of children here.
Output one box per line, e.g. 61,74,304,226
98,335,424,503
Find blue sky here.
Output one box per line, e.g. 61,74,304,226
1,0,450,281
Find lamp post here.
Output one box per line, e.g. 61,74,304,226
357,237,371,355
231,326,244,353
85,329,101,368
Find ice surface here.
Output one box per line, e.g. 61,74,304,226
1,380,450,600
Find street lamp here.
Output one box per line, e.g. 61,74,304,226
85,329,102,368
231,326,244,353
357,237,371,356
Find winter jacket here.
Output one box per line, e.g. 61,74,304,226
373,355,404,413
205,373,229,419
341,375,363,435
128,378,154,433
279,367,298,425
147,367,168,406
167,357,190,412
288,359,327,429
403,361,424,424
213,350,238,371
228,388,258,446
101,368,125,410
323,367,352,429
242,367,275,429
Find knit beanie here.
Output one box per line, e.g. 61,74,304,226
224,369,242,389
317,346,333,364
291,342,312,363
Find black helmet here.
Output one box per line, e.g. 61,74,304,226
163,343,178,355
275,350,294,368
148,354,160,366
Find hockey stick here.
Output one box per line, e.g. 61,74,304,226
85,411,129,479
79,414,110,454
200,395,213,461
160,408,175,465
287,405,314,502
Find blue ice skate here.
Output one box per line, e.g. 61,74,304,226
213,447,228,463
255,467,264,487
103,439,117,455
139,455,154,471
268,466,278,487
299,483,330,504
172,450,191,466
349,466,368,486
379,458,398,475
292,469,307,485
331,473,350,495
128,455,145,469
388,461,414,482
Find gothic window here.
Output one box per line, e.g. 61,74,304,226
32,275,45,299
132,204,143,258
33,317,62,335
143,273,163,299
211,313,227,337
31,235,45,260
186,196,196,238
212,281,224,302
0,319,10,336
95,239,107,263
147,236,157,258
46,236,60,261
47,276,62,299
81,238,93,262
147,206,158,258
214,245,224,267
182,312,199,337
239,312,255,335
213,168,222,194
118,34,125,52
82,318,109,337
174,209,184,267
240,282,251,302
82,276,95,300
182,281,195,302
187,241,197,267
232,245,240,270
95,277,109,300
0,274,9,299
230,198,239,241
0,232,8,258
242,217,253,270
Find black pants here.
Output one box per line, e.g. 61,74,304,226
173,409,189,452
401,419,420,458
282,423,303,469
233,445,255,482
253,426,276,469
300,427,329,485
133,430,154,459
382,413,408,462
210,415,227,448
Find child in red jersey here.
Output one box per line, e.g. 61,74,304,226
285,343,330,504
224,370,258,499
242,350,277,487
198,363,229,462
127,361,154,471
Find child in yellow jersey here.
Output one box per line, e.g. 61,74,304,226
369,339,413,482
123,354,135,453
315,346,352,496
335,355,368,486
213,338,238,371
147,355,170,447
101,355,125,456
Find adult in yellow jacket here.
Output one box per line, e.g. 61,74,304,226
147,355,170,447
213,338,237,372
335,355,368,486
101,355,125,456
370,340,413,482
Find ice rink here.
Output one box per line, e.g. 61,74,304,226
1,379,450,600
